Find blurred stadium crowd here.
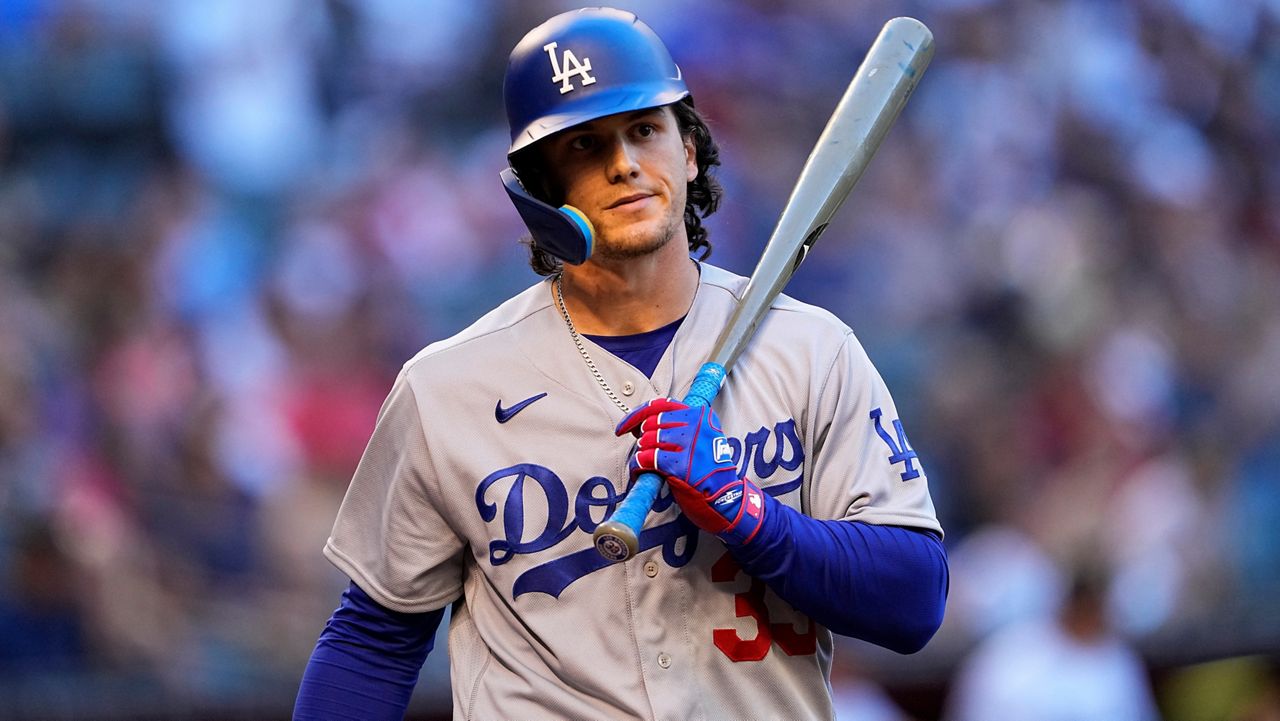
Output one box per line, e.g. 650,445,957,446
1,0,1278,718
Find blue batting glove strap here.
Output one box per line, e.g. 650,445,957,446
614,398,768,545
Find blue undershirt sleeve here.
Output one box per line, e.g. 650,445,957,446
294,582,445,720
729,494,948,654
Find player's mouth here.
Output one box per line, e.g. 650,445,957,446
606,193,655,211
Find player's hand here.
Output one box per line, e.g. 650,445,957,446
615,398,767,545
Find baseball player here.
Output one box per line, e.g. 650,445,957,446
295,8,947,721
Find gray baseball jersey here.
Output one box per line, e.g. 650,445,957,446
325,262,941,720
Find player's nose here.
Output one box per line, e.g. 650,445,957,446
606,136,641,183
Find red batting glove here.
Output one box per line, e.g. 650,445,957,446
615,398,767,545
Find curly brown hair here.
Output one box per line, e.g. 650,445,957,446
510,98,722,276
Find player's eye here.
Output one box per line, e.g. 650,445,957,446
568,135,596,152
634,123,657,138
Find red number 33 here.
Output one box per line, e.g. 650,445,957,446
711,551,817,661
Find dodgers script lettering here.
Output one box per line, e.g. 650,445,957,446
475,418,805,597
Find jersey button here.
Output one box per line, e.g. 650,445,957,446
621,381,635,396
644,561,658,578
657,653,671,669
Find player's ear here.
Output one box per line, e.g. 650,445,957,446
684,134,697,182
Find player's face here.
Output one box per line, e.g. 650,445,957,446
541,106,697,260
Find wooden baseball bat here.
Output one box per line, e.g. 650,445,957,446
592,17,936,562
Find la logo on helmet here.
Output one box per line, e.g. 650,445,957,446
543,42,596,94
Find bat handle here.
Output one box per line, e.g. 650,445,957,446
593,363,727,561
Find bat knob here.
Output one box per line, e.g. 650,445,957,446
593,521,640,562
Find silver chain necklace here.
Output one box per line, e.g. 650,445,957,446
554,274,631,414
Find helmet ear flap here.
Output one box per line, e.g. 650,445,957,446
500,168,594,265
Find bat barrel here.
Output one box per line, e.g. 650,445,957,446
712,17,934,373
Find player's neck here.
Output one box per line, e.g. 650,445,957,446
557,241,698,336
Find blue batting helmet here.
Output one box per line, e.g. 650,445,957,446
504,7,689,156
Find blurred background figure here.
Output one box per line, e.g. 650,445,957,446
831,658,917,721
943,556,1160,721
1,0,1278,718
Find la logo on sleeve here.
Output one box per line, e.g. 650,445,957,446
870,407,921,481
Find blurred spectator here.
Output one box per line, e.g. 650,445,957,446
831,659,915,721
0,524,86,673
943,558,1160,721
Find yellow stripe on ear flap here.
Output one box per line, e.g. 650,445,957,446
558,204,595,256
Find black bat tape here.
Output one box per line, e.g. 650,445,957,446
592,17,935,562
